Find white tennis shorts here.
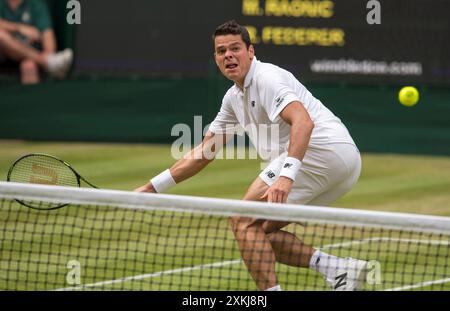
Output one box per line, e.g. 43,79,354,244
259,143,361,206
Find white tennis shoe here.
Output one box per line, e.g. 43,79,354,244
46,48,73,79
326,257,369,291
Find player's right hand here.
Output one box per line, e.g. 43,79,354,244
134,183,156,193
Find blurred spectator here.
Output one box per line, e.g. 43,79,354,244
0,0,72,84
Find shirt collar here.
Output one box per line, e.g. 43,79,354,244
6,0,26,12
243,56,258,89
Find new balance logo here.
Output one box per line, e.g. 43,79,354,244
275,96,285,108
283,163,293,169
266,171,276,179
334,273,348,289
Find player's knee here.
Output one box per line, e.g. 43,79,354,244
229,216,260,233
229,216,244,232
261,221,274,234
261,220,290,234
20,59,38,72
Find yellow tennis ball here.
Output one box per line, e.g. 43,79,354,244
398,86,419,107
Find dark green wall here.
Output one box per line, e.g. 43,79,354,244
0,77,449,156
44,0,75,50
308,84,450,155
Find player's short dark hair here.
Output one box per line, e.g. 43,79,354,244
213,20,251,49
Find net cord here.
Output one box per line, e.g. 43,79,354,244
1,181,449,235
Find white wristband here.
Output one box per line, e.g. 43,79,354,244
279,157,302,182
150,169,176,193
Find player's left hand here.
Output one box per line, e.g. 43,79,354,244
261,176,293,203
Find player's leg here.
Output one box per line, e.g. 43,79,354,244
0,29,73,79
257,153,319,269
260,144,367,290
0,29,46,66
20,59,40,85
264,224,315,267
260,144,359,268
304,144,368,290
232,174,315,289
229,177,278,290
233,144,363,289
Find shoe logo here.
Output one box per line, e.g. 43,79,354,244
334,273,348,289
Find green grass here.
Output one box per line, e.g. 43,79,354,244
0,140,449,291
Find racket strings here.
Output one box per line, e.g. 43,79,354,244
8,155,79,210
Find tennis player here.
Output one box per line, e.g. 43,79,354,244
136,20,368,291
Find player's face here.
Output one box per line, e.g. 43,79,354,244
214,35,254,88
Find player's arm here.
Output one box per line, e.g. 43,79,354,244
0,19,18,32
281,101,314,162
135,131,229,193
0,19,40,42
262,101,314,203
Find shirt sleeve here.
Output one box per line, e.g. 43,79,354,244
256,70,301,123
0,2,5,18
33,0,53,32
208,95,239,135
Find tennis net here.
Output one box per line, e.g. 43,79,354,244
0,182,449,291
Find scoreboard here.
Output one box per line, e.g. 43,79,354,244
75,0,450,84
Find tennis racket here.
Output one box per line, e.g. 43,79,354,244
7,153,98,210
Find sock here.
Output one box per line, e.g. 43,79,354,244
309,250,343,278
265,284,282,291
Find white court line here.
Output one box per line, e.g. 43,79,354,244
55,237,449,291
56,259,242,291
320,237,449,249
385,278,450,291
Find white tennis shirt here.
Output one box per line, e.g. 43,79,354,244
209,57,356,162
